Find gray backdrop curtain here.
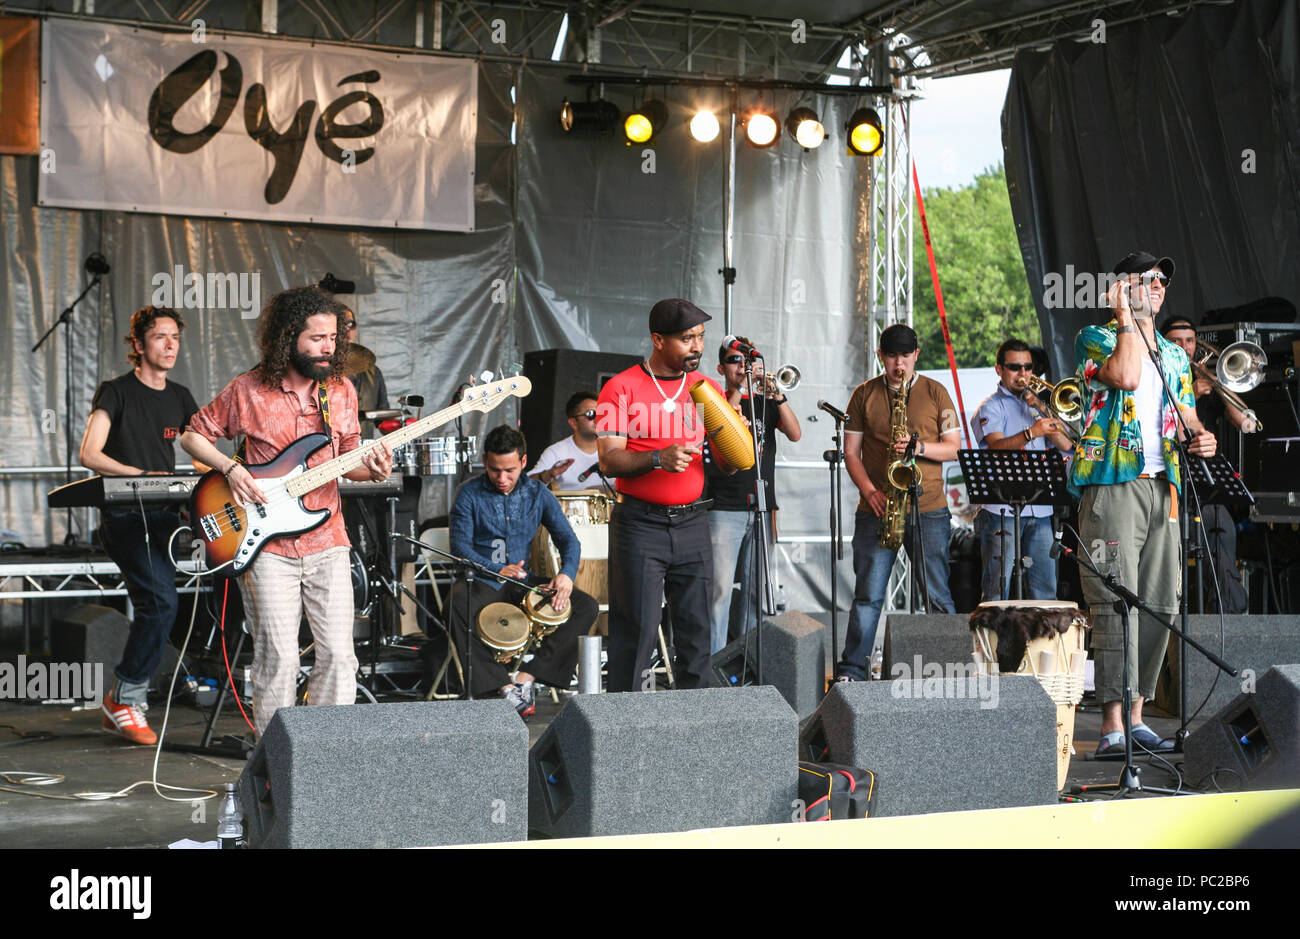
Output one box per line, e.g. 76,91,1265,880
2,58,872,615
1003,0,1300,379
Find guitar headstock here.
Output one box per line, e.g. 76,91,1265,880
459,375,532,412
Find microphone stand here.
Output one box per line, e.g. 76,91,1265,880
740,358,775,685
902,433,931,612
821,404,847,691
33,268,105,544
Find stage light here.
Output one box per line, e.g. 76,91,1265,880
846,106,883,156
559,98,620,136
689,109,720,143
744,110,779,148
785,107,825,150
623,99,668,145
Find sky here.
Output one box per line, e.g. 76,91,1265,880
907,69,1012,190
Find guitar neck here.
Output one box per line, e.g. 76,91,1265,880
285,402,465,498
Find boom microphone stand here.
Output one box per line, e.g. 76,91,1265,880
818,400,849,690
740,356,775,684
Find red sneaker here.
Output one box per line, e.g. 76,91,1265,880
101,690,158,745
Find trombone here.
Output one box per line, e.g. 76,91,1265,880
1192,340,1265,432
1021,375,1084,442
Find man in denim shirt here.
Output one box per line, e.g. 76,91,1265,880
449,425,597,716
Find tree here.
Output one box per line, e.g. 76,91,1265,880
909,164,1040,370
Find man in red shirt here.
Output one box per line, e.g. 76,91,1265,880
596,298,736,692
181,286,392,736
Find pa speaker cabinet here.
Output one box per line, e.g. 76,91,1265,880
528,686,797,839
49,603,181,695
882,614,972,680
238,701,527,848
711,610,826,719
519,348,640,466
1184,665,1300,791
1165,615,1300,718
800,676,1058,817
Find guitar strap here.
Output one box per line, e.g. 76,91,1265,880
317,380,337,455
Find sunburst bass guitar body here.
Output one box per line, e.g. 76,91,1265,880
190,374,532,575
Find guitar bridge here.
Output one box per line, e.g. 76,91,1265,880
223,503,243,532
199,514,220,541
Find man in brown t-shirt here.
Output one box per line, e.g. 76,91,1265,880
838,323,961,681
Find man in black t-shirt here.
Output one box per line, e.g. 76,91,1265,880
79,306,200,745
703,337,801,653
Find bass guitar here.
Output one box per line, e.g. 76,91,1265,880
191,374,531,575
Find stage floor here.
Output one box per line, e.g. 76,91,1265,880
0,685,1204,849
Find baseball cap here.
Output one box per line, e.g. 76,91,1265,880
1112,250,1175,281
880,323,919,354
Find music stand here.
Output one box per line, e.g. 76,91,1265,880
959,449,1071,600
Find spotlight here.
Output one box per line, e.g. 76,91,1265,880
785,107,825,150
559,98,620,136
689,109,720,143
623,99,669,145
744,110,779,148
846,106,883,156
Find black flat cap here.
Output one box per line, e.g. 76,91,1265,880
649,298,711,335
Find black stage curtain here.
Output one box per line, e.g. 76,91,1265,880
1003,0,1300,378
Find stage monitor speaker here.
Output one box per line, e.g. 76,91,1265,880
528,686,797,839
1165,615,1300,719
238,701,527,848
881,614,971,680
711,610,826,720
1184,665,1300,791
800,677,1057,817
519,348,641,468
49,603,181,697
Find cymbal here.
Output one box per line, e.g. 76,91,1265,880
344,344,377,377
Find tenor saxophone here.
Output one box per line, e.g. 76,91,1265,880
879,371,919,550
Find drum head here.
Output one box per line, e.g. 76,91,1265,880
524,591,572,630
476,602,530,652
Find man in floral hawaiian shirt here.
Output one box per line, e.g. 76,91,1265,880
1071,251,1217,756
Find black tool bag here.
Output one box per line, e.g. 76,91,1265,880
797,761,876,821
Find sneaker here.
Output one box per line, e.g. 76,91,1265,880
515,680,536,714
502,684,534,720
101,690,158,745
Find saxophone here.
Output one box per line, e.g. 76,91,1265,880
879,370,920,550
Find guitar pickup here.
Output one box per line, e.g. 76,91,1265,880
223,503,243,532
199,514,220,541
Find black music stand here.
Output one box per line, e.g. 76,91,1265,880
959,449,1071,600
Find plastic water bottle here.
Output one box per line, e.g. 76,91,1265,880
776,584,788,613
217,782,244,849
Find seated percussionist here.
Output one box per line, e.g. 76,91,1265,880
448,425,598,716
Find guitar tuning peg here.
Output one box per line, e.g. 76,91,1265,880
478,370,495,383
505,362,523,377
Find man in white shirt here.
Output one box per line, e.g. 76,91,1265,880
528,390,601,490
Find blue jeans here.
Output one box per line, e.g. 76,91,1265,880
974,510,1058,601
838,508,954,680
99,507,181,705
708,509,758,653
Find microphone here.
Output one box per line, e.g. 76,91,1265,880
817,399,848,423
84,253,111,277
319,272,356,294
902,432,919,462
723,335,761,359
576,462,601,482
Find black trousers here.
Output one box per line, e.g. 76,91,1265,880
447,576,596,698
606,499,715,693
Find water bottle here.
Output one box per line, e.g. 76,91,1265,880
776,584,788,613
217,782,244,849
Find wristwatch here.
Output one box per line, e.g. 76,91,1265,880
651,450,662,470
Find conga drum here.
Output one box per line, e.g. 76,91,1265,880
969,599,1089,791
528,490,613,635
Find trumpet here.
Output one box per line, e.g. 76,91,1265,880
1192,340,1265,431
1021,375,1084,442
759,364,801,398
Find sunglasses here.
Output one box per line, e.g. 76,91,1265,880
576,409,596,420
723,355,745,365
1139,272,1169,288
1001,363,1034,372
344,320,357,329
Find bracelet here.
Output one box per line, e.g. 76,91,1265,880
1117,325,1136,334
1025,428,1034,444
224,461,241,478
918,441,926,457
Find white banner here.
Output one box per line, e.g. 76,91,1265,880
39,20,477,231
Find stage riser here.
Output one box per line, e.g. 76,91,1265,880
800,678,1059,817
1184,665,1300,792
238,701,528,848
711,610,826,719
528,686,798,838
